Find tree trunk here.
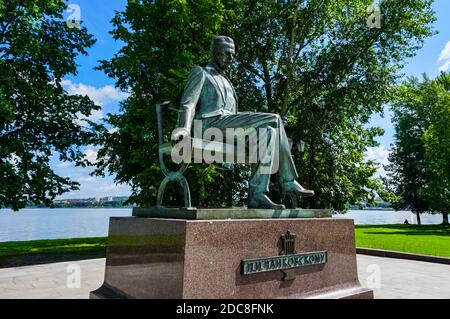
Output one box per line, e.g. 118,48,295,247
416,211,422,225
308,138,316,209
281,0,300,116
442,212,449,225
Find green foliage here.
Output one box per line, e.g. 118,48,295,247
94,0,246,208
96,0,435,210
355,224,450,257
0,0,97,211
385,77,432,218
386,73,450,224
224,0,435,211
422,73,450,224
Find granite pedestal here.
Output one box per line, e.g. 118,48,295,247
91,208,372,299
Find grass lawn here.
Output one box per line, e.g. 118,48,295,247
355,225,450,257
0,237,108,258
0,237,108,267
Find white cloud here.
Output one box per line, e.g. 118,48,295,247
438,41,450,62
56,168,131,199
55,147,98,168
61,80,130,106
438,41,450,72
67,177,131,199
77,176,97,183
61,80,130,124
439,60,450,73
96,183,131,194
365,146,391,178
84,148,98,164
57,162,74,169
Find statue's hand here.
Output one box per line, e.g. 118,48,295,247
172,128,190,142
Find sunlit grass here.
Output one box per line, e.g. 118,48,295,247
355,225,450,257
0,237,108,258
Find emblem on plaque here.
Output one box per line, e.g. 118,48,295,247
281,231,296,255
280,231,297,281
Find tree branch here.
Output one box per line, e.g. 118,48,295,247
260,58,273,110
281,0,301,116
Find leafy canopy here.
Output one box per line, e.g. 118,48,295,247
385,72,450,224
0,0,97,210
224,0,435,211
93,0,243,208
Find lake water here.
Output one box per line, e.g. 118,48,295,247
0,208,443,242
0,208,133,243
333,209,442,225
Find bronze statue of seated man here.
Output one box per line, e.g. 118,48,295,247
172,36,314,209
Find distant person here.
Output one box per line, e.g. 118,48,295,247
404,219,409,225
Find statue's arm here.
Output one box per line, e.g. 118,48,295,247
178,66,206,133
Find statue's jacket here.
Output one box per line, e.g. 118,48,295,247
178,63,238,131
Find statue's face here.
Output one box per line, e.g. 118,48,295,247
214,43,235,71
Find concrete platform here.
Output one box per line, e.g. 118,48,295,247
0,255,449,299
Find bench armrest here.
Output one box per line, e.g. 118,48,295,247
156,101,179,145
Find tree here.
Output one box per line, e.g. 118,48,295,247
422,73,450,225
0,0,97,211
385,77,432,225
93,0,247,208
96,0,435,210
222,0,435,211
386,73,450,225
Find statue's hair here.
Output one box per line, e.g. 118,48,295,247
211,36,234,56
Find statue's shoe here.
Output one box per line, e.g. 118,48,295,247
248,193,285,210
281,180,315,197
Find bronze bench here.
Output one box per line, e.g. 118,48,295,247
156,101,299,209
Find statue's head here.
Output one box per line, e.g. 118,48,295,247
211,36,235,71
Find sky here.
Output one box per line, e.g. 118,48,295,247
54,0,450,199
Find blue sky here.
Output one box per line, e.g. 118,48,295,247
53,0,128,199
55,0,450,199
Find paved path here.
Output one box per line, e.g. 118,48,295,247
0,255,449,299
0,258,105,299
357,255,450,299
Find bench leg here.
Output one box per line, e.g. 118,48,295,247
156,172,192,208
